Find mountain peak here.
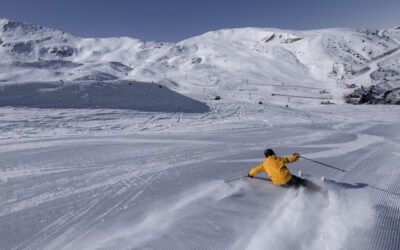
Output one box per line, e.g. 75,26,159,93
1,18,41,32
0,18,73,40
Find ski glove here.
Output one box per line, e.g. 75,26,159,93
293,153,299,156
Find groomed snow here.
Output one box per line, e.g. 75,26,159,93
0,19,400,250
1,103,399,250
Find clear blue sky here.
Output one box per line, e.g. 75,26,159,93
1,0,399,41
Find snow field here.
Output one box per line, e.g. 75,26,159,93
1,18,400,107
247,185,375,250
1,103,399,249
72,180,241,250
1,18,400,250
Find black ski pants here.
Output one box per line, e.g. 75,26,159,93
285,175,321,192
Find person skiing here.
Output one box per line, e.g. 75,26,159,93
248,149,315,189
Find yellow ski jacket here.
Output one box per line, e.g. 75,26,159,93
249,154,299,185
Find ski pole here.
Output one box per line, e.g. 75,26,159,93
300,156,346,172
224,176,248,183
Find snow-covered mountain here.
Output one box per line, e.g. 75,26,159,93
2,18,400,250
1,18,400,105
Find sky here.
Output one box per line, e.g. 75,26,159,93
0,0,399,41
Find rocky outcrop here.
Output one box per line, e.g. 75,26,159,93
344,83,400,104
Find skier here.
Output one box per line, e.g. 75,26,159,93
248,149,319,190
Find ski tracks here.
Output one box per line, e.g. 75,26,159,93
0,134,252,249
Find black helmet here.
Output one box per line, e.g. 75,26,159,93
264,149,275,158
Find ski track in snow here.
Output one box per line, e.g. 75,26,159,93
0,103,399,250
1,19,400,249
246,187,375,250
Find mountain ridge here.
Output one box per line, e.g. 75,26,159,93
1,18,400,104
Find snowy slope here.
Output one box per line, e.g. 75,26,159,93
0,104,399,250
1,18,400,106
1,18,400,250
0,80,209,112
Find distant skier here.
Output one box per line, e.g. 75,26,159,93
248,149,319,190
